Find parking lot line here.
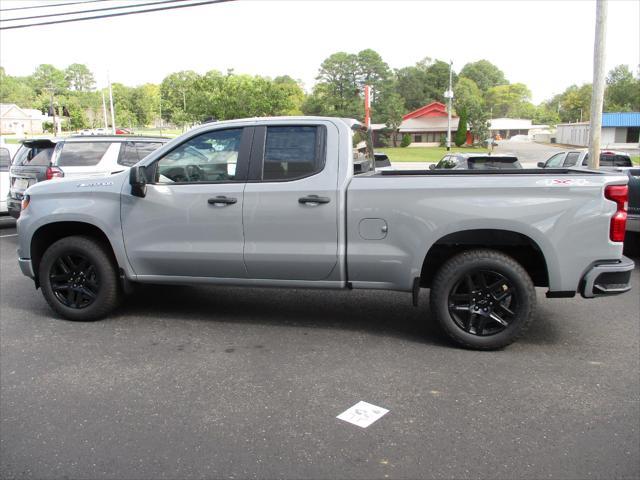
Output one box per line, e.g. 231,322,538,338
0,234,17,238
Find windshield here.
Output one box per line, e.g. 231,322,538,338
352,125,375,174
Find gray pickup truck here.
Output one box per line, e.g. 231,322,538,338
16,117,634,349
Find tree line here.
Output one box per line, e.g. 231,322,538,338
1,52,638,141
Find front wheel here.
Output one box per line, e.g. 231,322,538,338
39,236,121,321
429,249,536,350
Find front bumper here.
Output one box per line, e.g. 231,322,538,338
18,257,35,279
580,256,635,298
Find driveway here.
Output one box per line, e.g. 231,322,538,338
494,140,566,167
1,222,639,480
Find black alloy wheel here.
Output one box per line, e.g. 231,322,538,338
49,254,99,309
39,235,121,321
448,269,516,336
429,249,536,350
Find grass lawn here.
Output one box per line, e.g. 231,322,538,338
378,146,488,162
632,155,639,166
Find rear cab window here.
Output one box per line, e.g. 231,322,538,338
263,126,326,181
56,142,112,167
467,157,521,169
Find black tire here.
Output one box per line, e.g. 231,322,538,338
429,249,536,350
39,235,121,321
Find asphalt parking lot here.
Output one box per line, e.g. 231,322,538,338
1,219,639,480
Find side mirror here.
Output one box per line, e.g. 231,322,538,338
537,162,545,168
429,164,436,170
130,165,148,197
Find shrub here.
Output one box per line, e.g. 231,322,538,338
400,133,411,148
455,108,468,147
439,134,446,147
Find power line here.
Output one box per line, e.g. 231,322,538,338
0,0,108,12
2,0,187,22
0,0,234,30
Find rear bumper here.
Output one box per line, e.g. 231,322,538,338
580,256,635,298
7,197,21,219
18,257,35,279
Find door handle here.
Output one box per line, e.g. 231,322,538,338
208,196,237,206
298,195,330,206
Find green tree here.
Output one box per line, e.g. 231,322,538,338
400,133,411,147
459,60,508,94
64,63,95,91
314,51,361,117
454,108,468,146
454,77,483,115
0,69,36,106
605,64,640,111
31,64,68,95
160,70,201,126
395,58,457,111
356,48,391,106
486,83,533,118
375,90,405,146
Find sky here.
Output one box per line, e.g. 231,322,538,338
0,0,639,104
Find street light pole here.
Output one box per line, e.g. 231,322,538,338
445,60,453,151
588,0,608,169
101,90,108,129
108,74,116,135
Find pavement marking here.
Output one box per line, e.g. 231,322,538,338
0,234,17,238
336,401,389,428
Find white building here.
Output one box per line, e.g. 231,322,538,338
555,112,640,149
0,103,52,136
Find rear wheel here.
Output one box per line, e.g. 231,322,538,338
429,249,536,350
39,236,121,321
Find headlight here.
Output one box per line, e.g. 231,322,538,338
21,194,30,211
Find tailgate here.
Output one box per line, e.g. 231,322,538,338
10,166,48,194
627,168,640,216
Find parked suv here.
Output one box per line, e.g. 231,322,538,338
7,136,167,218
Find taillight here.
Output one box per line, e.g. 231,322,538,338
21,194,30,211
46,166,64,180
605,184,628,242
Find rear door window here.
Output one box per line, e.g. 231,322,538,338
57,142,111,167
263,126,325,181
564,152,581,167
118,141,164,167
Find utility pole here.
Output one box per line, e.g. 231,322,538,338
101,90,108,129
364,85,371,128
159,95,163,136
588,0,608,169
108,74,116,135
49,88,57,136
445,60,453,151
